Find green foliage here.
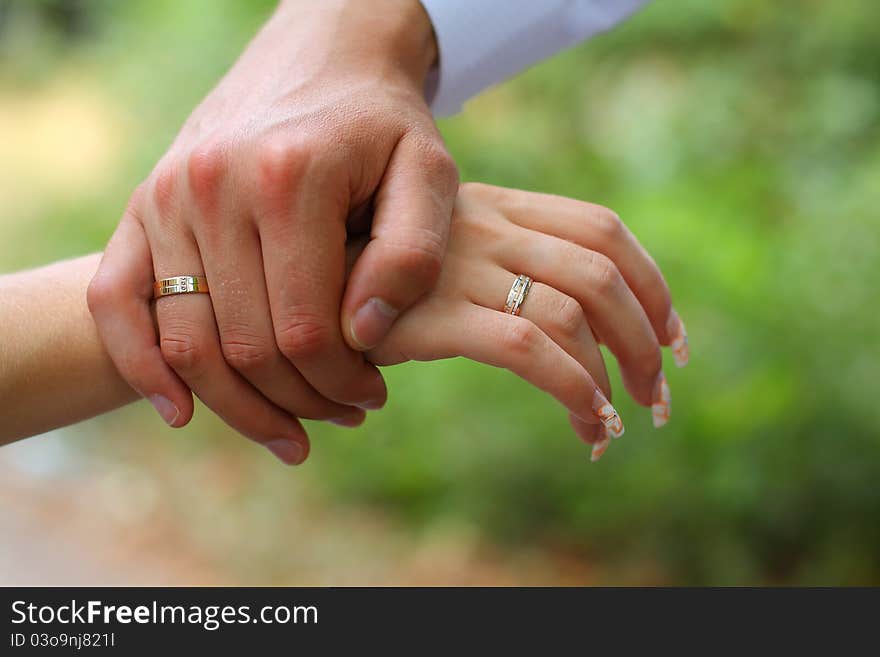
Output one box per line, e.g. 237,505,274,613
2,0,878,584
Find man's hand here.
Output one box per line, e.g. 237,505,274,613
88,0,458,463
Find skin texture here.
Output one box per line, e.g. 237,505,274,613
1,184,687,466
88,0,458,455
0,254,139,443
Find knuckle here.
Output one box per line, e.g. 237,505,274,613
458,181,478,195
186,143,228,213
458,181,488,197
408,133,459,190
160,332,205,375
501,318,540,355
127,181,149,209
591,206,624,240
256,138,312,196
275,313,333,362
381,234,444,290
552,294,585,339
151,160,181,219
587,252,623,296
123,184,149,226
456,181,485,205
220,335,274,373
424,144,459,184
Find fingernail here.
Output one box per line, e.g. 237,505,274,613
264,439,306,465
149,394,179,427
330,413,365,428
350,297,399,350
355,399,384,411
591,427,612,462
652,372,672,428
592,390,625,439
667,309,689,368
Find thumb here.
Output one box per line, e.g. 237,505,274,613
341,133,458,351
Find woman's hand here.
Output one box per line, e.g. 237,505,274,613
358,183,689,461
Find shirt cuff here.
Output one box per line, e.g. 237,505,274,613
419,0,649,116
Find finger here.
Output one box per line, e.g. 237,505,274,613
575,422,613,462
254,143,386,408
466,265,612,399
146,218,310,465
191,202,364,425
342,131,458,351
87,202,194,428
570,416,615,465
495,186,689,363
570,415,602,446
468,265,622,457
502,228,664,409
369,300,624,437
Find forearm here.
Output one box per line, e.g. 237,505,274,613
0,254,137,444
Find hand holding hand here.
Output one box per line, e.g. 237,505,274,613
359,183,689,460
88,0,458,462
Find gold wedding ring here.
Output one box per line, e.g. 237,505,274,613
503,274,533,316
153,275,210,299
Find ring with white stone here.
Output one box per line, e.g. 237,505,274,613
153,275,210,299
503,274,533,316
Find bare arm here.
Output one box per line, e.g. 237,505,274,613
0,254,137,444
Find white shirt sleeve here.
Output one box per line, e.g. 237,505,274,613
419,0,651,116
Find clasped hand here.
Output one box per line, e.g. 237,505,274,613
86,0,688,465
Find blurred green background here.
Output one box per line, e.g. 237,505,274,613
1,0,878,585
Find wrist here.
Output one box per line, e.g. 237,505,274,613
275,0,437,89
386,0,438,86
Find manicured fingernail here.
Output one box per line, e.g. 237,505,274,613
350,297,399,350
652,372,672,428
149,394,179,427
591,427,612,462
264,439,305,465
667,309,689,368
592,390,625,439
